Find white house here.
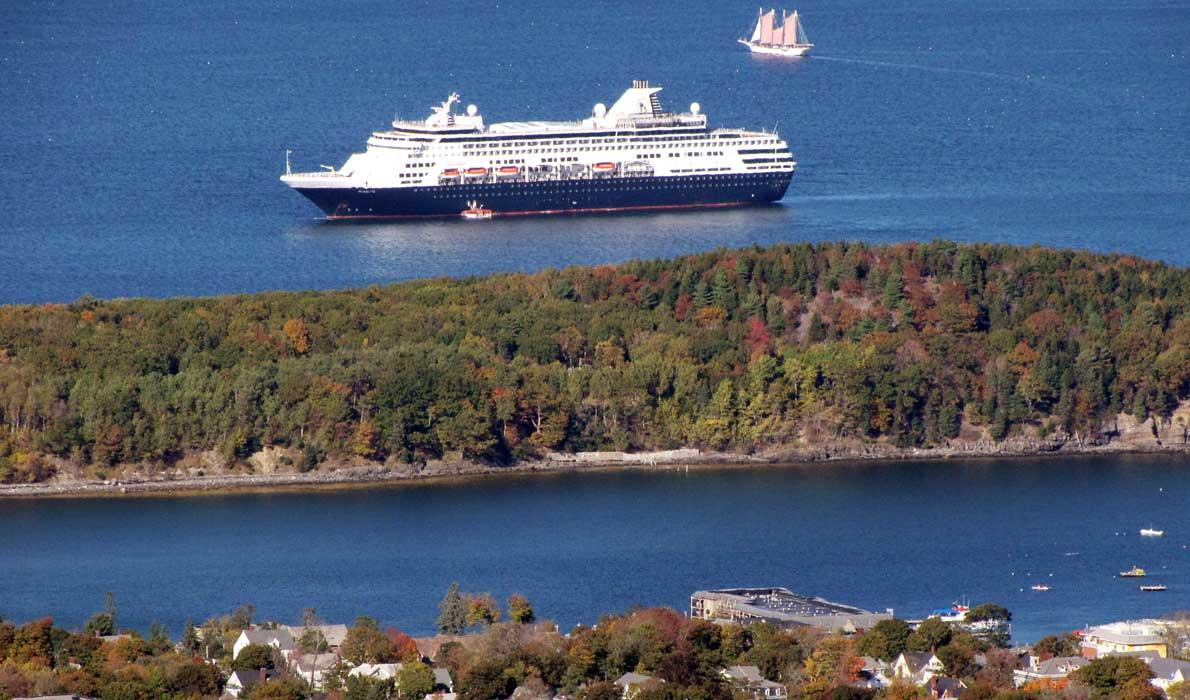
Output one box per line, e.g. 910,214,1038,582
225,669,280,698
856,657,893,689
291,651,341,691
892,652,944,685
1147,658,1190,692
232,629,295,660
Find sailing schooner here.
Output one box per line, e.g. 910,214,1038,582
739,8,813,57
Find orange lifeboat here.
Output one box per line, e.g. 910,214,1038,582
496,166,520,178
464,167,488,178
592,162,617,172
441,168,461,178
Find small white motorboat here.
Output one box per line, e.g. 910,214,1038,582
461,201,492,220
1140,528,1164,537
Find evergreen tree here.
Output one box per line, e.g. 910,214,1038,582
181,619,200,654
437,582,467,635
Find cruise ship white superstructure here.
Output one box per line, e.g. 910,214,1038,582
281,81,796,219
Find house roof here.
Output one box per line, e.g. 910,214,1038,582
930,677,965,698
292,652,339,673
1034,657,1088,676
1148,658,1190,681
899,652,936,673
281,624,349,648
509,686,552,700
240,629,295,649
350,663,403,680
434,668,454,687
615,672,659,687
228,669,280,688
724,666,765,683
1083,621,1167,646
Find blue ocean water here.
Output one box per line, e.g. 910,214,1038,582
0,456,1187,642
1,0,1186,304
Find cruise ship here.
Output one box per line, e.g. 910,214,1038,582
281,81,796,219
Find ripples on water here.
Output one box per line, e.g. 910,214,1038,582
0,456,1187,641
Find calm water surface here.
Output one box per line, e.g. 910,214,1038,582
1,0,1187,303
0,455,1187,642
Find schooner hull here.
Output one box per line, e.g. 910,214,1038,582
738,39,812,57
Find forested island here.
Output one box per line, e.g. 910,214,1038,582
0,241,1187,489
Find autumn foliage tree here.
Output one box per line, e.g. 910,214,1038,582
0,241,1185,479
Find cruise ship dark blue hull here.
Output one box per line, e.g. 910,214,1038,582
293,172,793,219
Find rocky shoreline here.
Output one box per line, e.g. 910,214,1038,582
1,433,1186,499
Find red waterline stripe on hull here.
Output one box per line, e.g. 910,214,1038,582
325,200,755,221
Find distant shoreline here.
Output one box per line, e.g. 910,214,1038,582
2,439,1186,500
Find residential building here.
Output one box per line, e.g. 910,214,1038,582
856,657,893,689
291,651,340,690
350,663,403,681
1147,657,1190,692
615,672,664,700
279,623,350,650
225,669,280,698
926,677,965,700
892,652,944,685
721,665,788,700
232,628,295,659
434,667,455,692
1080,620,1169,659
1012,656,1089,687
691,588,892,632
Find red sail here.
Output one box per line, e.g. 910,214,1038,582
759,10,776,44
783,11,800,45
